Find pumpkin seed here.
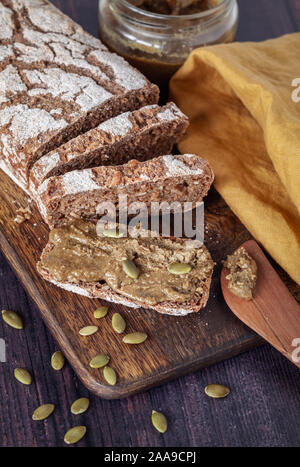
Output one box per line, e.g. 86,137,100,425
167,263,191,275
112,313,126,334
32,404,55,421
71,398,90,415
122,259,140,279
89,354,110,369
152,410,167,434
2,310,23,329
64,426,87,445
122,332,148,344
103,228,124,238
79,325,98,336
103,366,117,386
14,368,32,385
205,384,230,399
94,306,108,319
51,351,65,371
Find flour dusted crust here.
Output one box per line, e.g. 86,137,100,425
0,1,215,315
0,0,159,190
35,154,214,228
29,103,189,191
38,237,214,316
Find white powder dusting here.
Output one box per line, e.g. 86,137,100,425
157,103,183,122
60,169,101,195
138,173,151,181
162,155,203,177
50,42,109,83
75,80,113,111
15,41,54,64
71,29,106,50
22,27,89,54
0,4,14,41
0,65,27,105
0,104,25,127
50,108,63,116
21,25,141,92
6,105,66,146
0,0,151,191
65,153,78,163
0,45,13,62
34,192,48,219
26,0,75,35
89,50,146,91
49,279,140,307
25,68,113,111
0,159,30,195
99,111,133,136
159,306,193,316
51,280,92,298
31,152,61,183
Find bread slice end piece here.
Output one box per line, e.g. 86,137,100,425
37,236,214,316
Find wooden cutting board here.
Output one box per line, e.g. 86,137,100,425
1,169,299,399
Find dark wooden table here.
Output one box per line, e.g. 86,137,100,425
0,0,300,448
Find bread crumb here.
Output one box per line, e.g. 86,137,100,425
14,205,32,224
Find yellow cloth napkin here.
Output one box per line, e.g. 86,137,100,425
170,33,300,285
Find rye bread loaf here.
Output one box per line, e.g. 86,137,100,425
29,103,189,192
0,0,159,191
35,154,214,228
37,229,214,316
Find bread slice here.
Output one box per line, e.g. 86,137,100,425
29,103,189,192
37,224,214,316
0,0,158,190
35,154,214,228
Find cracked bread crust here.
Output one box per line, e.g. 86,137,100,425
35,154,215,228
0,0,159,190
29,102,189,191
37,236,214,316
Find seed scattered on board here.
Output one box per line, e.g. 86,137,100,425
94,306,108,319
89,354,110,369
14,368,32,385
71,398,90,415
32,404,55,421
122,332,148,344
64,426,87,445
79,325,98,336
51,351,65,371
103,366,117,386
2,310,23,329
152,410,168,433
112,313,126,333
205,384,230,398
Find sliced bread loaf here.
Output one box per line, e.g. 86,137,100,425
37,221,214,316
35,154,214,228
0,0,158,190
29,103,189,192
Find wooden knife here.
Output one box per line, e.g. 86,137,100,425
221,240,300,368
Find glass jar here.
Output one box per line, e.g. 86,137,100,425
98,0,238,89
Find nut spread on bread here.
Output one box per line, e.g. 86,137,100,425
39,221,214,307
224,247,257,300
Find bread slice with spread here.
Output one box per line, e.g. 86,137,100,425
37,221,214,316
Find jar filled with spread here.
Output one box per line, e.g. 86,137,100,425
98,0,239,89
